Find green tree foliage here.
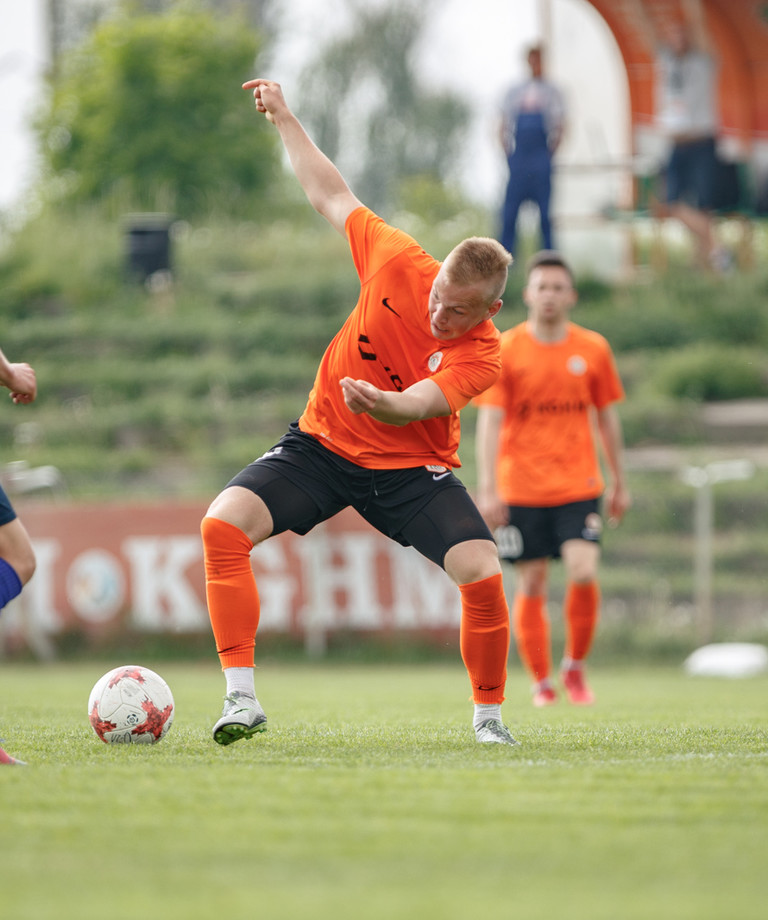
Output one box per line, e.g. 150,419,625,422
35,1,278,217
297,1,471,215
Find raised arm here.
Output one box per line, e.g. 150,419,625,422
627,0,711,55
243,78,363,236
681,0,712,54
625,0,660,52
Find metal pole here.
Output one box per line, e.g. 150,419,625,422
693,479,713,644
682,460,754,646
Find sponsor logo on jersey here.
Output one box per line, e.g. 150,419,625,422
517,398,588,420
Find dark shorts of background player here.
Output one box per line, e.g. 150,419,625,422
0,484,17,527
495,498,602,563
665,136,718,211
226,421,494,569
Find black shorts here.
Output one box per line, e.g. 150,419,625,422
0,484,17,527
666,136,718,210
494,499,602,562
226,422,495,569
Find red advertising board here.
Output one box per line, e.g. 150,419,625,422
0,501,460,652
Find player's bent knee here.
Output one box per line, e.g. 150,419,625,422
443,539,501,586
3,542,36,587
203,487,273,546
16,551,36,586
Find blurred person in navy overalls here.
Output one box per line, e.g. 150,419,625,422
499,45,566,258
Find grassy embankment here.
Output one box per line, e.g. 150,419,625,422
2,208,768,647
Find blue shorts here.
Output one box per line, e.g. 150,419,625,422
665,136,718,210
0,484,17,527
494,499,602,562
226,422,495,569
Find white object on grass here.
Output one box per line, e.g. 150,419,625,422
684,643,768,678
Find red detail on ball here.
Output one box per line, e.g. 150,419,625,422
107,666,146,689
133,699,174,741
89,702,118,743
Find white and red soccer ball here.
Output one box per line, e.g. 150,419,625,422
88,665,174,744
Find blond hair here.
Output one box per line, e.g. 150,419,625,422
444,237,512,303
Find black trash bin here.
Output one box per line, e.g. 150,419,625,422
125,213,174,281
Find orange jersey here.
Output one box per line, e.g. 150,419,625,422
476,321,624,505
299,207,501,469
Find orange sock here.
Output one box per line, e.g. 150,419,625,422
459,573,510,704
564,581,600,662
513,594,552,683
201,516,260,669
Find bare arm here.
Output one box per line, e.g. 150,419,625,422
339,377,450,427
596,404,631,526
0,348,37,405
474,405,508,529
548,91,566,154
681,0,711,53
626,0,659,52
627,0,710,54
243,78,363,236
498,116,508,154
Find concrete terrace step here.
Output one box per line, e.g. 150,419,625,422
626,400,768,472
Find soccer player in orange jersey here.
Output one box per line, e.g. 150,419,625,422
200,79,518,746
475,251,630,707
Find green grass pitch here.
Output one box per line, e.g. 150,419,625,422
1,660,766,920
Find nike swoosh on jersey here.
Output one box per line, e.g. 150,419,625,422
382,297,400,316
432,471,451,481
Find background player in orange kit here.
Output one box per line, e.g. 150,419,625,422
476,250,630,707
201,79,519,746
